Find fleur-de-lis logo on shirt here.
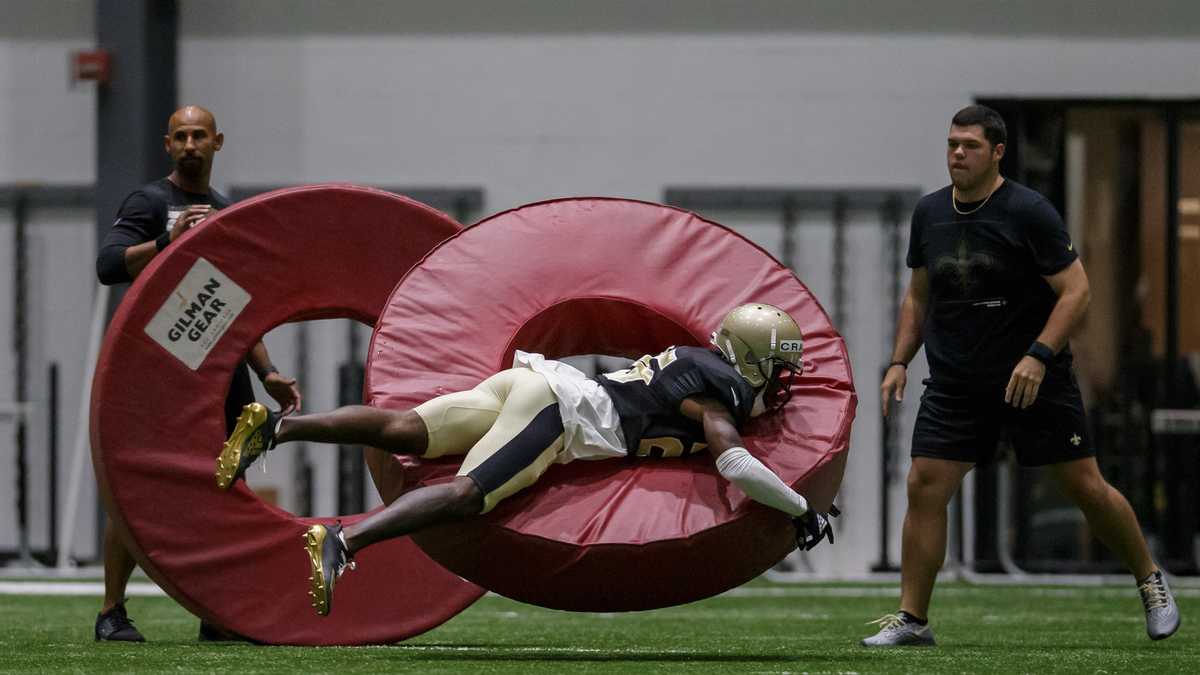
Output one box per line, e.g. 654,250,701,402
1070,433,1082,447
933,236,996,297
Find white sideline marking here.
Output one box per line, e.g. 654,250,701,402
722,586,1200,599
0,581,165,596
1,581,1196,600
404,645,698,655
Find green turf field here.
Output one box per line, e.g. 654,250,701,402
0,581,1193,673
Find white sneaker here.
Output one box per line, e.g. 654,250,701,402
1139,570,1181,641
861,613,936,647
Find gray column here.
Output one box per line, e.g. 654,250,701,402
94,0,177,269
92,0,177,551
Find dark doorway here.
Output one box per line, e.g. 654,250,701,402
971,98,1200,575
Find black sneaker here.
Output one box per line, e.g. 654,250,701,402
216,403,278,490
95,602,145,642
303,523,355,617
1139,570,1181,640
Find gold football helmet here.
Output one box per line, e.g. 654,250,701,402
711,303,803,410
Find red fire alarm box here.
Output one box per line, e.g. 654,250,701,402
70,50,112,86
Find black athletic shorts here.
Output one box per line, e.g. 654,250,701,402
911,369,1093,467
223,362,256,435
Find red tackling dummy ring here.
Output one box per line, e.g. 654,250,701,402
90,185,481,645
365,197,855,611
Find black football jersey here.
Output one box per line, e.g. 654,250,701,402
594,346,755,458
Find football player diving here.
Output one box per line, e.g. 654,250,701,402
216,302,839,616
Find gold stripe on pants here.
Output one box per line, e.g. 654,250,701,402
414,368,564,513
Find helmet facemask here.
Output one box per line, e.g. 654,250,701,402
760,355,800,412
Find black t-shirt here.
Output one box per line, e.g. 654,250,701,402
907,180,1077,386
594,346,755,457
96,178,231,284
95,178,249,432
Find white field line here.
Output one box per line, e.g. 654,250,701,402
0,581,166,596
724,586,1200,599
2,581,1197,599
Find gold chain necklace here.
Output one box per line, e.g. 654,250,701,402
952,178,1002,215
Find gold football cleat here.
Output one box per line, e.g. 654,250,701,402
215,402,273,490
303,524,353,617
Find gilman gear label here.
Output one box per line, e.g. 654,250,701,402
144,258,251,370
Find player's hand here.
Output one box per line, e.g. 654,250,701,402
1004,356,1045,409
263,371,302,415
793,503,840,551
170,205,213,242
880,364,907,418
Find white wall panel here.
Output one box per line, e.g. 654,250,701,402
179,33,1200,213
0,40,96,184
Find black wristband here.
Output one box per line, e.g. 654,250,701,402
256,365,279,381
154,231,172,252
1026,341,1055,365
888,361,907,370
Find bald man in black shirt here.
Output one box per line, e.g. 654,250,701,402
864,105,1179,647
94,105,302,642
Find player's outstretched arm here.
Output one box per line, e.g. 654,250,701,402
682,396,809,517
681,396,838,550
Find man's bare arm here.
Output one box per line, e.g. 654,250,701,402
1036,258,1091,352
881,267,928,417
246,341,302,414
121,240,161,280
679,396,743,457
1005,259,1090,409
889,266,929,366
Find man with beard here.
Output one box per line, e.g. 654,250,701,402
95,105,302,642
863,105,1179,647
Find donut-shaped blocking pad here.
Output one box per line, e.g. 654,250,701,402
91,185,481,645
366,198,855,611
